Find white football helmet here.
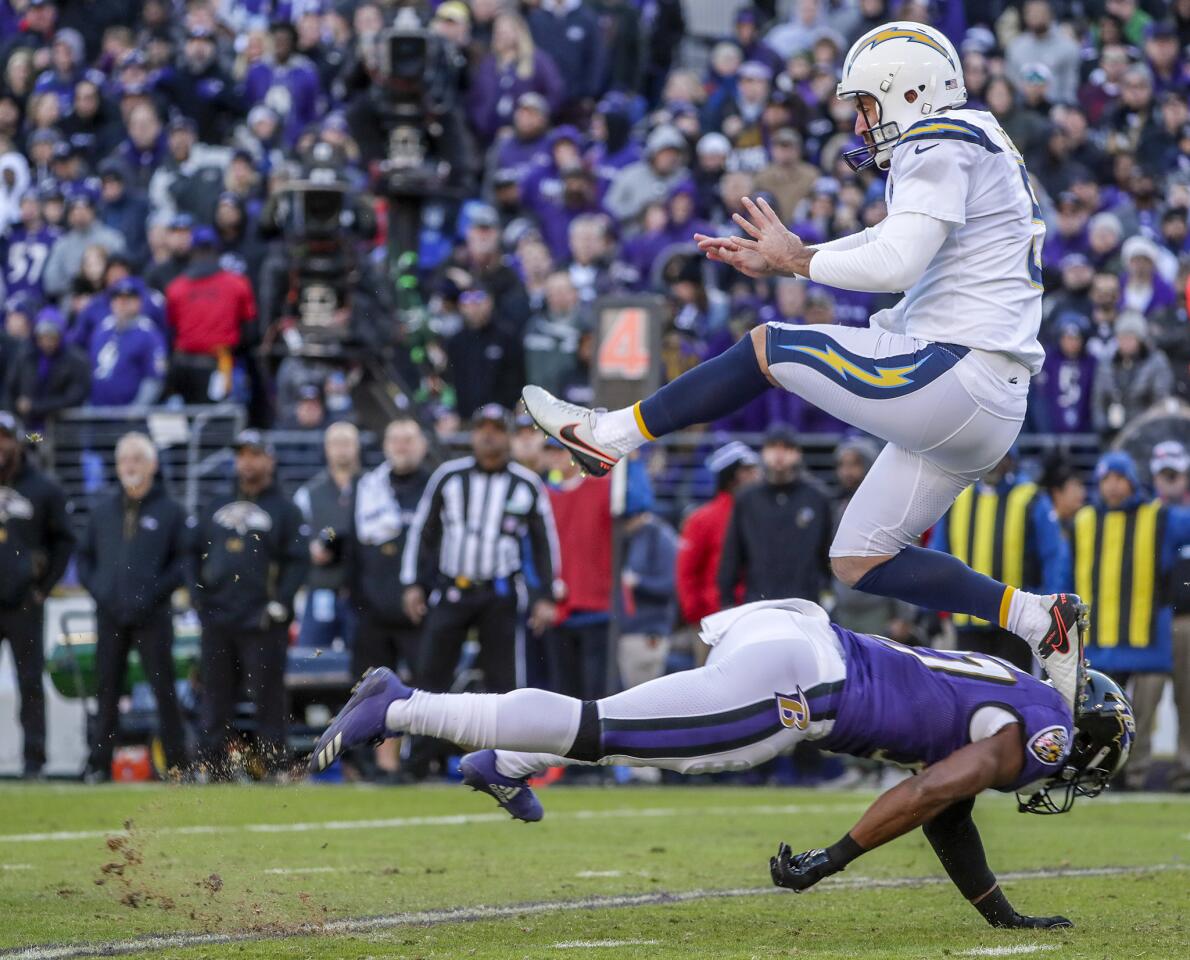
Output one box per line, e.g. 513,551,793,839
837,22,966,171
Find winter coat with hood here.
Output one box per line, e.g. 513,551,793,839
1092,334,1174,434
0,151,30,233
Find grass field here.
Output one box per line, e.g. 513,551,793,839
0,782,1186,959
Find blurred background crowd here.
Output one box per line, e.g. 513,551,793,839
0,0,1188,790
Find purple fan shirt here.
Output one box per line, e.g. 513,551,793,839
2,225,58,299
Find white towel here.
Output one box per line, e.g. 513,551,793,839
698,598,831,647
354,463,403,546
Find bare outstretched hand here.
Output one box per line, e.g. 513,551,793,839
730,196,811,276
694,197,813,279
693,233,772,278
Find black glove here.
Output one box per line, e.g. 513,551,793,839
990,912,1073,930
769,843,838,892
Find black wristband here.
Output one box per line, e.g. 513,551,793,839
973,886,1017,927
824,833,865,871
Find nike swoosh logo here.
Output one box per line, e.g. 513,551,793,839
558,425,616,469
914,144,938,154
1045,610,1070,656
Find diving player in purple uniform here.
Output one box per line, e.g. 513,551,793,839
311,599,1134,929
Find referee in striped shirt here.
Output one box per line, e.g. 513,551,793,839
401,404,560,693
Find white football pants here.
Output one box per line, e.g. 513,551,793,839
391,605,846,778
764,322,1030,558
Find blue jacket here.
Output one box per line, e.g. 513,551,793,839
932,476,1072,601
527,3,603,104
113,135,168,190
1083,495,1190,674
1025,491,1073,595
621,516,677,636
99,193,150,269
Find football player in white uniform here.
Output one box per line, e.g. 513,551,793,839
522,22,1088,710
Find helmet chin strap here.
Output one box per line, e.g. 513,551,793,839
861,96,882,133
1084,744,1111,773
863,95,896,170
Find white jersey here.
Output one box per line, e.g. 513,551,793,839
884,108,1046,375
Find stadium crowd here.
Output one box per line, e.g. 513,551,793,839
0,0,1187,431
0,0,1188,787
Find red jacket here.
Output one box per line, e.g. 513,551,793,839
676,491,738,625
548,474,612,621
166,269,256,354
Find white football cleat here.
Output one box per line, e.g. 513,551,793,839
521,385,620,477
1035,593,1090,713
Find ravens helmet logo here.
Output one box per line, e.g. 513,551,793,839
213,501,274,535
1028,725,1070,765
0,487,35,524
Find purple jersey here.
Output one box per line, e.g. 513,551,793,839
819,626,1072,791
2,226,58,298
88,317,168,407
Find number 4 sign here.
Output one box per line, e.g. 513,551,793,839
592,296,664,411
597,307,650,379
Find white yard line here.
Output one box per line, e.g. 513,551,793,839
958,946,1060,957
0,802,868,845
1094,792,1190,804
575,871,624,878
261,867,344,875
0,862,1178,960
0,864,32,871
553,940,661,949
3,791,1183,846
0,825,222,843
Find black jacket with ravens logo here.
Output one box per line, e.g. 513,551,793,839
192,483,309,629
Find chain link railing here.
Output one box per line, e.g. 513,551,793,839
38,406,1104,529
43,405,246,531
436,430,1105,524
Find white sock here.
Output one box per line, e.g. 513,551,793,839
494,750,570,779
591,405,648,457
1005,589,1054,645
385,688,582,754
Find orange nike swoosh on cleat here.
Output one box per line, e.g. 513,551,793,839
1048,613,1070,656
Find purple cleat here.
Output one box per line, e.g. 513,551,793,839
309,667,412,774
460,750,544,822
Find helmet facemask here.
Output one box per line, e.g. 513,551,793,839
840,91,906,172
1018,673,1135,816
1017,735,1117,815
